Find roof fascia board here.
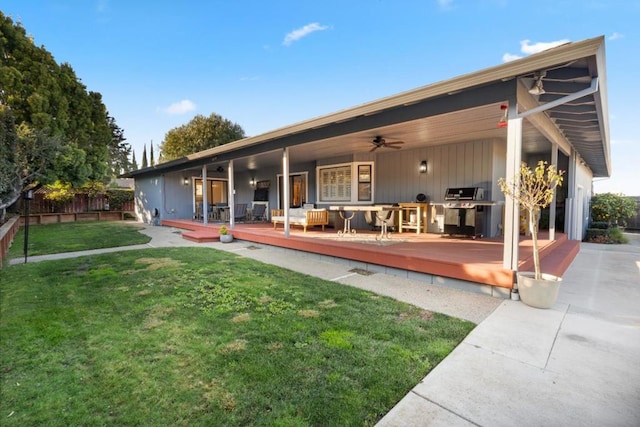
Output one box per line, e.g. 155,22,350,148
593,41,612,177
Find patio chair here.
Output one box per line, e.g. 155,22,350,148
234,203,248,222
250,203,267,222
365,208,396,231
208,204,219,221
194,202,204,220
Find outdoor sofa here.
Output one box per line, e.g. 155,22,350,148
271,205,329,232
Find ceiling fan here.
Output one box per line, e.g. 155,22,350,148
369,136,404,152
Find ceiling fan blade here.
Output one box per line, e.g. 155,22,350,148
385,141,404,146
369,145,379,152
386,144,402,149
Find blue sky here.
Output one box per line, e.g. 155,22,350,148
3,0,639,195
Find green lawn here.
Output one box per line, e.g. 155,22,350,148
7,221,151,259
0,246,475,426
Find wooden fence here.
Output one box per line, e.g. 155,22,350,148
0,216,20,268
21,193,134,214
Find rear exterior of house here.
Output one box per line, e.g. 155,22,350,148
125,36,610,285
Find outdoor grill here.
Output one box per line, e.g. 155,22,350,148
442,187,491,238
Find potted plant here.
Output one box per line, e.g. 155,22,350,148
218,225,233,243
499,160,564,309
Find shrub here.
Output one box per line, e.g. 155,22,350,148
584,225,628,244
589,221,610,230
584,228,608,243
590,193,638,227
43,181,75,210
608,226,628,244
105,188,133,210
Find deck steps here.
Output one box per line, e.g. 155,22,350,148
182,230,220,243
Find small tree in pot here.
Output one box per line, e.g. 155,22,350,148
499,161,564,308
218,225,233,243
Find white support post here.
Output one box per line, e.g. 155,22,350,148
549,144,558,241
202,165,208,225
228,160,235,229
282,147,290,237
502,111,523,272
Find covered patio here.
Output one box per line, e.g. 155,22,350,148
125,37,607,296
162,218,579,296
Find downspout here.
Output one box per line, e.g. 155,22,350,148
516,77,599,120
516,77,599,244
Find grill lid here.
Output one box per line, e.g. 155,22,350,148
444,187,484,201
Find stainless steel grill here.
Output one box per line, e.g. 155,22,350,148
442,187,490,238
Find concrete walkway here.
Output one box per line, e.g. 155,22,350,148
378,233,640,426
9,226,640,425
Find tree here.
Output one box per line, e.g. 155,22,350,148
107,115,131,175
142,144,148,168
0,108,59,222
150,141,155,166
590,193,638,228
0,108,20,222
499,161,564,280
0,12,129,210
159,113,245,161
131,150,139,170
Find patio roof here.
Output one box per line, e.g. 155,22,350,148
123,36,609,178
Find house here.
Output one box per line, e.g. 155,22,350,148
123,36,610,292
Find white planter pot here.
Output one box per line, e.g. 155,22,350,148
517,272,562,309
219,234,233,243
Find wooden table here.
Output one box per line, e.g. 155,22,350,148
398,202,428,234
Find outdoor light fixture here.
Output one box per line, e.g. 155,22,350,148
249,177,256,187
497,104,508,128
528,72,546,95
183,177,189,186
216,166,224,173
419,160,427,173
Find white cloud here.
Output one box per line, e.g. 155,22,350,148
502,53,522,62
437,0,455,9
96,0,108,13
163,99,196,115
283,22,329,46
520,39,570,55
502,38,570,63
609,32,624,41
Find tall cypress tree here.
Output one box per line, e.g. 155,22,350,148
142,144,148,168
131,150,139,170
150,141,155,166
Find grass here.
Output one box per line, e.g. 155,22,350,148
7,221,151,259
0,246,475,426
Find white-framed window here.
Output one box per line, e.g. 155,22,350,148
317,162,374,204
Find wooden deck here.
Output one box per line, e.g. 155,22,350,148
162,219,580,295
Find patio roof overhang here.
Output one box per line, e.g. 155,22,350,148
123,36,609,179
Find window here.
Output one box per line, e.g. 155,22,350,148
317,162,373,204
195,179,227,204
